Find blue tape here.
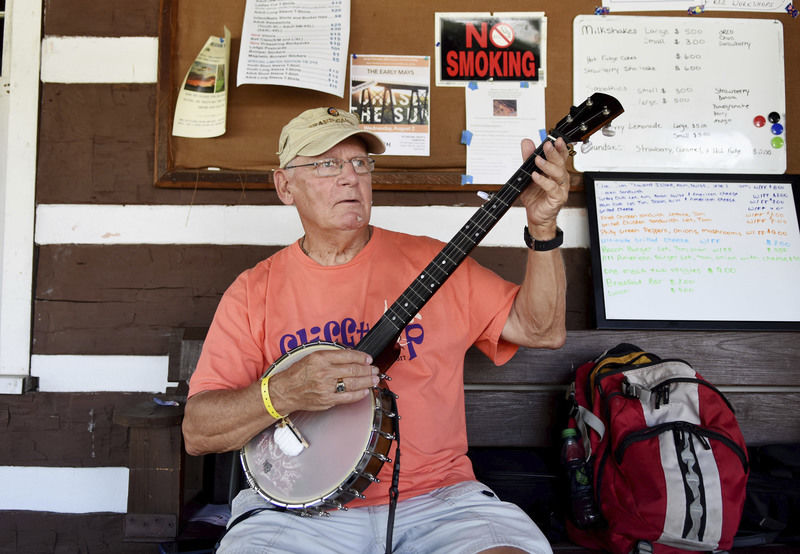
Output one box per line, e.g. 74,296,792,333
539,129,548,143
460,130,474,145
520,82,529,88
461,175,474,185
468,81,479,90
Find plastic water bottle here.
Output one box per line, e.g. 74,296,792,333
560,428,601,528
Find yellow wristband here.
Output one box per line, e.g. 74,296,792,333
260,375,284,420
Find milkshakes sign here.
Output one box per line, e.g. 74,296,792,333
435,12,547,86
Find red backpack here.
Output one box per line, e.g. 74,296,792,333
564,343,749,553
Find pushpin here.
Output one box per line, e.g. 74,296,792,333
771,123,784,135
753,115,766,128
771,136,784,149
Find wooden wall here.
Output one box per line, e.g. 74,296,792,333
0,0,797,551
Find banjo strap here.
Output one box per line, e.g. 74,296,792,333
384,388,401,554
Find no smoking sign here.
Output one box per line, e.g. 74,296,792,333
435,12,546,85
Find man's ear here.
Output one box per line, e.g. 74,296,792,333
273,169,294,205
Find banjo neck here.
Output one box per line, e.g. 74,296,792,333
355,92,625,364
355,139,549,362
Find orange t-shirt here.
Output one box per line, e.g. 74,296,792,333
188,226,520,507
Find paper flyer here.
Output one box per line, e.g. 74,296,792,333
172,27,231,138
237,0,350,97
435,12,547,87
349,55,431,156
603,0,789,12
464,82,546,184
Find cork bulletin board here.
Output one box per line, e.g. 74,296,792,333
154,0,799,191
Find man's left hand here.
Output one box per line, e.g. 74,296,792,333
518,137,571,237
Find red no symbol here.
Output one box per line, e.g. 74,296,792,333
490,23,514,48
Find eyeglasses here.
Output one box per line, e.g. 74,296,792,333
285,156,376,177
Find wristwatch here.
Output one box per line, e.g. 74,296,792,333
524,225,564,251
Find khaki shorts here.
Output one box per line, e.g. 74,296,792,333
218,480,552,554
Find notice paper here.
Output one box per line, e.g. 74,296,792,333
349,55,431,156
172,27,231,138
592,178,800,323
237,0,350,97
603,0,789,12
572,16,786,174
464,83,546,185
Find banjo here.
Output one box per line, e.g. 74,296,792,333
240,92,624,513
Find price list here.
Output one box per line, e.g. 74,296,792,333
592,179,800,323
238,0,350,97
573,16,786,174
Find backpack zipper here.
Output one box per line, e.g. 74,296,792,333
643,376,736,413
614,420,749,473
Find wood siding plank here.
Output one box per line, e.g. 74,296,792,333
465,330,800,387
0,511,159,553
0,392,153,467
42,0,160,37
465,391,800,448
33,245,590,354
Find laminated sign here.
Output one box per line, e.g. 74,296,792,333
435,12,547,86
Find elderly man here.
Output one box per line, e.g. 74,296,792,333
183,107,571,553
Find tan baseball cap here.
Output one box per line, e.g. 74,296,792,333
277,107,386,168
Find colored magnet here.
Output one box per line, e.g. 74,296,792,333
768,111,781,123
771,136,785,149
771,123,784,135
753,115,766,127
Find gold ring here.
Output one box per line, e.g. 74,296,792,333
335,378,346,393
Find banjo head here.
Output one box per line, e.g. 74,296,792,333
240,342,392,509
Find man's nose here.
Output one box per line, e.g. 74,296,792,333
336,160,360,184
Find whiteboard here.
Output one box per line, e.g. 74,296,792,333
573,16,786,174
586,174,800,329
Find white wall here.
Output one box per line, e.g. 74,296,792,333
0,0,40,393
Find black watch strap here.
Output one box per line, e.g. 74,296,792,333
524,225,563,251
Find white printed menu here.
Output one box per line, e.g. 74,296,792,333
237,0,350,97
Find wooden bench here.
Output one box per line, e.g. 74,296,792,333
129,327,800,543
170,328,800,448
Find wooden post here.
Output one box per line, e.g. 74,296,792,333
114,400,184,542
